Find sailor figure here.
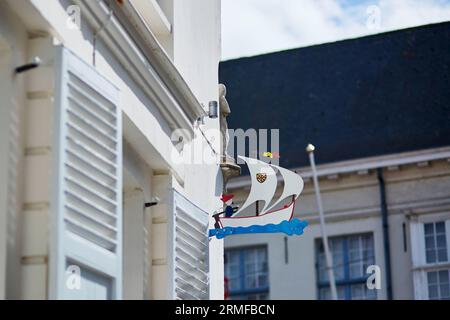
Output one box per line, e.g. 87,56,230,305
221,194,234,217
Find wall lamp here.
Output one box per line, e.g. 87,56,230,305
208,101,218,119
196,101,218,125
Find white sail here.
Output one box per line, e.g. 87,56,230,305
261,164,304,214
233,156,277,216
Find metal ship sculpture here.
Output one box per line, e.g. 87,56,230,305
209,156,308,239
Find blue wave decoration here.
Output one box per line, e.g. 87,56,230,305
209,218,309,239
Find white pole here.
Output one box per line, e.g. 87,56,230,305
306,144,338,300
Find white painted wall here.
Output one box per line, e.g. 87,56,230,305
173,0,222,108
0,0,223,299
0,30,9,302
123,141,155,299
0,1,29,299
171,0,225,299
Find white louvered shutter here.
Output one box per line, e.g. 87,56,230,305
170,191,209,300
50,47,122,299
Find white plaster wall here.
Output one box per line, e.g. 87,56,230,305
388,213,414,299
0,2,28,299
171,0,224,299
123,142,155,300
0,30,9,302
3,0,224,300
173,0,221,107
123,188,146,300
150,174,172,299
155,0,174,58
20,35,55,300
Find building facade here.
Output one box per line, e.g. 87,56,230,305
0,0,224,300
220,22,450,300
225,151,450,300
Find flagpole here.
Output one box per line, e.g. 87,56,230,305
306,144,338,300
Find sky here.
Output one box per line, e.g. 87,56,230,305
221,0,450,60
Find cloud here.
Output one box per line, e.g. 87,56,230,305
221,0,450,60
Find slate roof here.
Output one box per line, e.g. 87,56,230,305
219,22,450,169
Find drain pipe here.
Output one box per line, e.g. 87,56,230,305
376,168,393,300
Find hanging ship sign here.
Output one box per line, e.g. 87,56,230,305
209,156,309,239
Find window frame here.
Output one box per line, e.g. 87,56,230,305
225,246,269,300
410,214,450,300
315,233,376,300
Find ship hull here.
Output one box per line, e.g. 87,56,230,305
219,202,294,229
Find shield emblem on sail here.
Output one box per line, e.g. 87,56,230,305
256,173,267,183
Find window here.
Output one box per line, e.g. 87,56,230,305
316,233,376,300
427,270,450,300
411,219,450,300
225,247,269,300
425,222,448,263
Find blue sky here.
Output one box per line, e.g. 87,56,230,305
221,0,450,60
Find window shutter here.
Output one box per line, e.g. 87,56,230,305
50,47,122,299
170,191,209,300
